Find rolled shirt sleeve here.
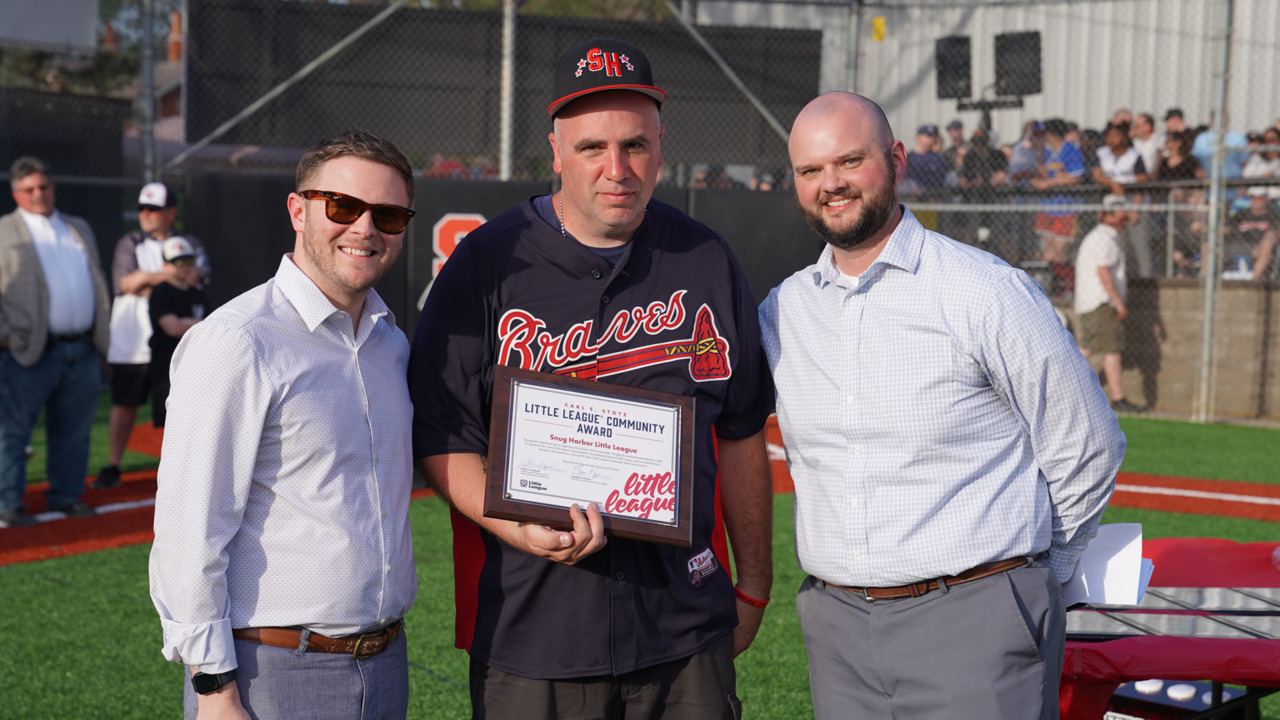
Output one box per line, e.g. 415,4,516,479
149,320,270,673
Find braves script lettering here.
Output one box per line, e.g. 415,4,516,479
604,471,676,520
498,290,687,370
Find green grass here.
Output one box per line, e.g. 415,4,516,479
1,411,1277,718
1118,416,1280,486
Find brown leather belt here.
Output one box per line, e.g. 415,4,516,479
233,620,403,659
827,556,1033,601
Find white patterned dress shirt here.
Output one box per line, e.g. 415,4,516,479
149,255,417,674
759,208,1124,587
18,208,96,334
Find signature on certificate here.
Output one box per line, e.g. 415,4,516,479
568,463,611,480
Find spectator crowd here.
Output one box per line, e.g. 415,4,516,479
714,107,1280,293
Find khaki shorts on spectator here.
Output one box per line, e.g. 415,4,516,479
1078,304,1125,354
109,363,150,406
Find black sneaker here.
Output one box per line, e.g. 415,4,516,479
48,500,97,518
0,508,39,528
92,465,122,489
1111,398,1147,414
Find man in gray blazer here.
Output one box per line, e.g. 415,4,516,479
1,156,111,527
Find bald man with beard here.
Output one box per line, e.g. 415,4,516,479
758,92,1126,719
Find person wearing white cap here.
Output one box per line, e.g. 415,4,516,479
1074,195,1143,413
145,237,208,428
95,182,209,490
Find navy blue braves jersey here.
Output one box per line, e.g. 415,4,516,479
409,197,773,680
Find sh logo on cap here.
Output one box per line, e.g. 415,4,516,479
577,48,634,78
548,37,666,117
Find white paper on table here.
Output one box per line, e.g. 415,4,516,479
1062,523,1153,606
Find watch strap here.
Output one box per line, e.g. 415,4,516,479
191,669,236,695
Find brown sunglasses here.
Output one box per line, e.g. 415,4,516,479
299,190,415,234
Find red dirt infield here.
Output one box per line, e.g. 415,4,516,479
2,420,1276,567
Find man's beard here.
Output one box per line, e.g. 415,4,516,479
798,166,896,251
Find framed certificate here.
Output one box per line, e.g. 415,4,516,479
484,364,695,546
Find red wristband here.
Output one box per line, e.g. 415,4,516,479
734,586,769,608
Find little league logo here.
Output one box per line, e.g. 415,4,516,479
687,548,720,587
575,48,635,78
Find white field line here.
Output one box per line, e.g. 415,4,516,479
769,449,1278,509
1115,484,1280,507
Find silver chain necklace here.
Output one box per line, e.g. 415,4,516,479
557,192,644,239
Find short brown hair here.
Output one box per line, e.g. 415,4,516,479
10,156,52,190
295,129,415,203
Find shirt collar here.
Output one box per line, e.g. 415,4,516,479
16,207,60,225
275,254,392,334
812,205,925,287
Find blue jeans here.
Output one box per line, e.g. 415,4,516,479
0,338,100,512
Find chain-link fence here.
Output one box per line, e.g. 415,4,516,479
846,0,1280,421
3,0,1279,421
180,0,816,185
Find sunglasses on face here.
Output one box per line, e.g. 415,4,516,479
170,257,196,267
298,190,415,234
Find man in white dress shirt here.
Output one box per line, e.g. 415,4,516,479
0,156,111,528
758,92,1126,719
149,130,419,719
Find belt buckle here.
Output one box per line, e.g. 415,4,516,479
351,631,380,659
861,587,876,602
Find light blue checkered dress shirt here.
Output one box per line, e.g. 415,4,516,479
759,208,1124,587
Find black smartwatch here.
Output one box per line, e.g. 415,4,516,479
191,670,236,695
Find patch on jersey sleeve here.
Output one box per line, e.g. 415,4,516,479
687,547,721,587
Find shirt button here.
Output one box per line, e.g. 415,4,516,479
853,446,862,454
385,565,392,573
382,509,388,518
615,571,625,581
850,498,858,506
592,269,603,279
846,397,854,404
602,295,610,304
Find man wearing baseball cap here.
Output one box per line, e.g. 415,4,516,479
410,37,774,718
96,183,209,489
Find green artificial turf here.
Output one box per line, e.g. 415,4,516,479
1118,416,1280,486
3,411,1278,718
